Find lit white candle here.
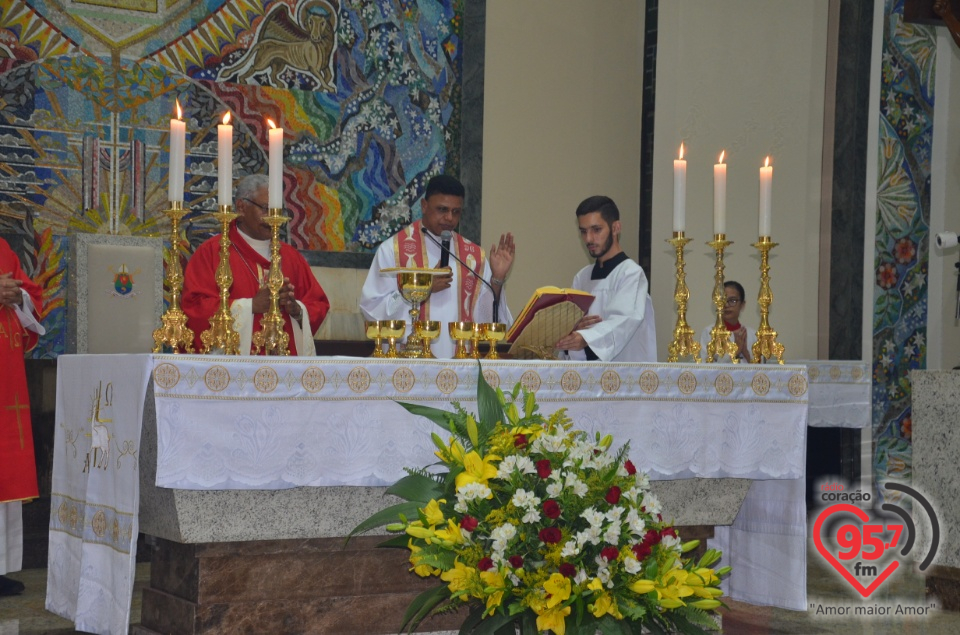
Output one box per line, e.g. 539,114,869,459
267,119,283,209
713,150,727,235
218,112,233,207
168,99,185,202
759,156,773,237
673,143,686,233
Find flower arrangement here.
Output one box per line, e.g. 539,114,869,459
351,371,729,634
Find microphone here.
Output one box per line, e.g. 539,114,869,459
421,226,501,323
439,230,451,268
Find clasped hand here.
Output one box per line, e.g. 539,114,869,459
0,273,24,307
554,314,602,351
252,277,300,319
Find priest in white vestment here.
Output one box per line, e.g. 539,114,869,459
360,175,515,359
556,196,657,363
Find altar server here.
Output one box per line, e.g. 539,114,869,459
0,236,45,596
556,195,656,362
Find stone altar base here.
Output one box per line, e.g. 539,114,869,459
132,534,465,635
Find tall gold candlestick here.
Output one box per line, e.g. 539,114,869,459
666,232,701,363
705,234,739,363
252,207,291,355
199,205,241,354
153,201,195,353
752,236,785,364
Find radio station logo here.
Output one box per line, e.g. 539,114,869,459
812,481,939,599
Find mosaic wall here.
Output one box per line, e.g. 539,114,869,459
872,0,936,499
0,0,464,358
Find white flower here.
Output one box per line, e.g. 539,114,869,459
560,540,580,558
490,522,516,542
511,488,540,510
497,455,536,479
532,431,566,454
577,526,602,546
603,525,621,545
456,481,492,504
581,507,605,528
574,569,589,585
635,473,651,491
522,509,540,524
625,508,646,535
622,487,640,504
642,492,662,516
565,474,589,497
662,534,681,551
623,554,642,574
605,506,624,523
545,481,563,498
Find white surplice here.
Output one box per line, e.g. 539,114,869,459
360,229,514,359
0,501,22,575
566,258,657,362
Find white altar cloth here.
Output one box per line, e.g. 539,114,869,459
710,359,871,610
151,356,811,489
45,355,151,635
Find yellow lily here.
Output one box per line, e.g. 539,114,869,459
436,438,467,465
454,450,500,491
534,603,570,635
440,560,478,598
422,499,446,527
543,573,571,609
479,569,507,614
435,518,465,546
407,540,438,577
629,578,656,595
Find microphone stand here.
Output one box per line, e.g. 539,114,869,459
421,227,501,323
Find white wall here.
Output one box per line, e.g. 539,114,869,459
930,28,960,370
482,0,644,309
652,1,829,361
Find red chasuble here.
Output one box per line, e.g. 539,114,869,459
0,238,41,503
391,220,485,321
182,222,330,354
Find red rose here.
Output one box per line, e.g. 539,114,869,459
509,555,524,568
601,546,620,562
643,529,661,547
660,527,677,539
558,563,577,578
542,499,561,519
536,459,552,479
624,460,637,475
460,515,478,532
514,433,528,448
605,486,621,505
477,557,494,571
539,527,562,544
632,543,652,560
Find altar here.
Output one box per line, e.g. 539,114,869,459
45,354,825,635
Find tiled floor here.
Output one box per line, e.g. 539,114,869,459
2,550,960,634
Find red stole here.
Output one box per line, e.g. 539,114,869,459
0,242,41,503
392,221,485,321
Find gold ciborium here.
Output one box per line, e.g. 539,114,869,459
365,320,385,358
449,321,474,359
379,319,406,358
381,267,446,358
482,323,507,359
415,320,441,358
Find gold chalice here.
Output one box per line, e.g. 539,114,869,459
365,320,385,358
381,268,446,358
482,323,507,359
449,321,474,359
470,322,484,359
379,319,406,358
415,320,441,359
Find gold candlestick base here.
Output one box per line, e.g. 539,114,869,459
751,236,785,364
200,205,241,355
153,201,195,353
705,233,739,363
252,207,291,356
666,232,701,363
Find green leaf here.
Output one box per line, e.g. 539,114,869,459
347,501,423,539
399,584,450,633
376,534,409,549
459,605,486,634
471,611,517,635
386,473,444,503
597,615,633,635
477,362,506,435
397,401,453,428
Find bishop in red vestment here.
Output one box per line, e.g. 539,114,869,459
182,176,330,354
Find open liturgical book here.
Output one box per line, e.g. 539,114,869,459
506,286,594,359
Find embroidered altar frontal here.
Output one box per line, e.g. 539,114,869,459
152,356,811,489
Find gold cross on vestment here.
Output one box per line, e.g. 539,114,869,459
4,393,28,449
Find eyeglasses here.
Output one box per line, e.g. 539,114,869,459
242,198,268,212
724,297,741,307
